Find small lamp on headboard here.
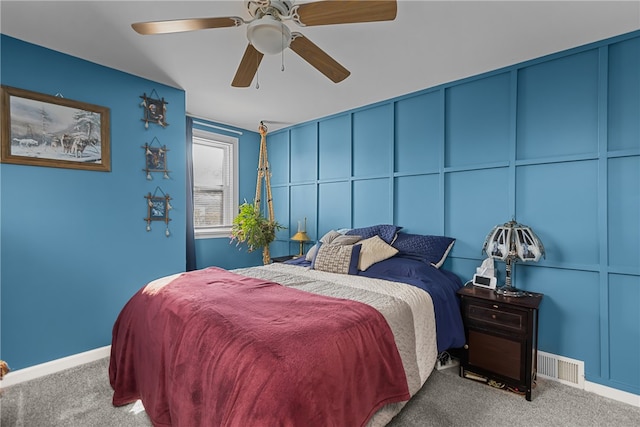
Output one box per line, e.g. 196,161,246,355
482,219,545,297
291,218,310,258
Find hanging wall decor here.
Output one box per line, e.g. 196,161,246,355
144,186,172,237
139,89,168,129
142,136,170,180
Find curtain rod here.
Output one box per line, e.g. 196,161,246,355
188,114,243,136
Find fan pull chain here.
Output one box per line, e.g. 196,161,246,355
281,34,285,72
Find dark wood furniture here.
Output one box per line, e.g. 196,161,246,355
271,255,296,263
457,284,543,401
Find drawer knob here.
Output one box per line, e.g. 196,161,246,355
464,344,469,350
491,314,497,319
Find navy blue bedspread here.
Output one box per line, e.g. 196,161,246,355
285,256,465,352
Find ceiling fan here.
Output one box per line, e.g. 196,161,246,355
132,0,397,87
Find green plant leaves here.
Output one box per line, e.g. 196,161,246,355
230,202,284,252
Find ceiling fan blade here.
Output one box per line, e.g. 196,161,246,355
232,44,264,88
293,0,397,26
289,33,350,83
132,17,243,35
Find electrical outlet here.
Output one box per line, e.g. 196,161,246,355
435,357,459,371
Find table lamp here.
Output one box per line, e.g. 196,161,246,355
291,218,310,257
482,219,545,297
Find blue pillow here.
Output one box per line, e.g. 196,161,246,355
346,224,402,244
361,255,435,280
392,233,455,268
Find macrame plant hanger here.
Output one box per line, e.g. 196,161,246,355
254,121,275,265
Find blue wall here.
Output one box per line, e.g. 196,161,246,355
0,34,281,374
2,30,638,399
0,35,187,369
191,120,263,270
0,36,264,370
268,31,640,396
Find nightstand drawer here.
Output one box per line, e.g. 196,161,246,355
466,303,525,333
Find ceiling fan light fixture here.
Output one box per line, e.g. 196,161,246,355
246,16,291,55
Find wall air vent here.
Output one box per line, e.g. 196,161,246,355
537,351,585,389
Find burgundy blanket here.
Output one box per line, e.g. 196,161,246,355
110,267,409,427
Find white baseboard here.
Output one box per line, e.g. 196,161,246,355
585,380,640,408
0,345,111,387
537,351,639,408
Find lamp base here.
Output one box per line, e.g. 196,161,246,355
495,286,529,297
296,241,305,258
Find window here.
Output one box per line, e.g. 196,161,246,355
192,129,238,239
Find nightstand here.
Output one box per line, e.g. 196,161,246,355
271,255,296,263
457,284,543,401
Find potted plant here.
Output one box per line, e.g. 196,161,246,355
230,201,284,265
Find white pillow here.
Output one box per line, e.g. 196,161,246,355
358,235,399,271
331,235,362,245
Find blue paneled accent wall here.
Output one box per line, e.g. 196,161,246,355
268,31,640,396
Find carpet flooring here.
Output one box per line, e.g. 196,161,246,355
1,357,639,426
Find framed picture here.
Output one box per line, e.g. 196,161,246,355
140,92,168,128
144,188,172,236
143,139,170,179
149,197,167,220
146,147,166,172
1,85,110,171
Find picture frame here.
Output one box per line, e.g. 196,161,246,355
146,146,166,172
142,137,170,180
140,91,168,128
148,196,168,221
144,187,172,236
1,85,110,172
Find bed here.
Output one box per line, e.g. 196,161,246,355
109,228,465,427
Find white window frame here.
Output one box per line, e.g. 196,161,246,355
192,129,239,239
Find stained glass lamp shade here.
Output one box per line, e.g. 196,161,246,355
482,220,545,297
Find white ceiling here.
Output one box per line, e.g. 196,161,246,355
2,1,639,132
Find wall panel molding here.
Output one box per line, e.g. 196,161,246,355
268,30,640,396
